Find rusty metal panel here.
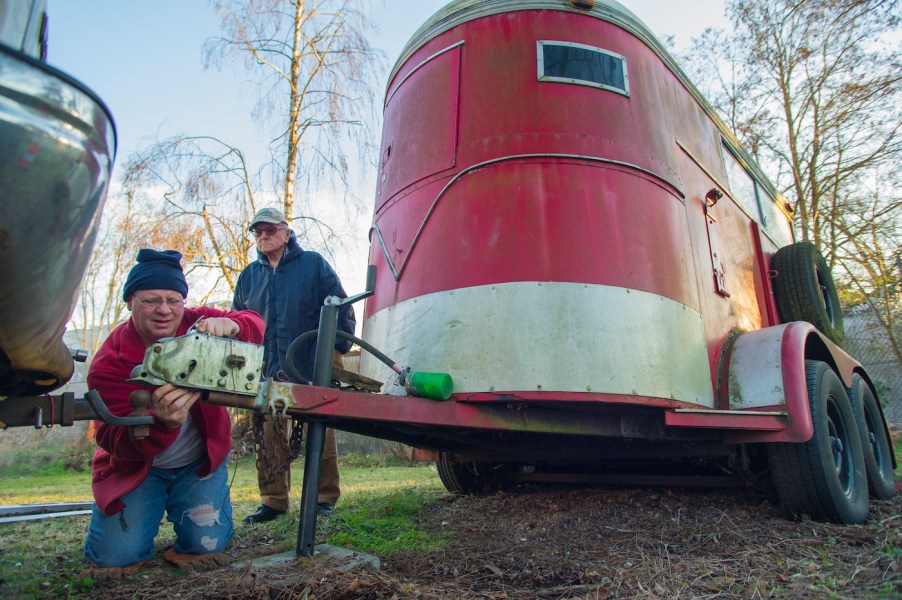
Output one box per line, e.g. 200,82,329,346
377,44,460,209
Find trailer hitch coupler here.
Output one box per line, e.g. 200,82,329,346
404,371,453,401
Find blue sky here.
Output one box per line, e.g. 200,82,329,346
49,0,728,167
48,0,727,290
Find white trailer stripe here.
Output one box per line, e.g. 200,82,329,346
361,282,714,407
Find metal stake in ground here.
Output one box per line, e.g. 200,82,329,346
296,300,339,556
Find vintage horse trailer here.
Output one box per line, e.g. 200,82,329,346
1,0,894,531
340,0,895,524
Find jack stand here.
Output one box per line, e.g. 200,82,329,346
296,301,338,556
296,265,375,556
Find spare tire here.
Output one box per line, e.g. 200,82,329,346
771,241,845,345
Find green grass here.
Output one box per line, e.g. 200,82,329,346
895,436,902,480
328,487,449,554
0,452,446,599
0,469,93,504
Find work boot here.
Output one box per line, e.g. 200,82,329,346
79,558,152,581
162,548,229,571
316,502,334,516
243,504,286,524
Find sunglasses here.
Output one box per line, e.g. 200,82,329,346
251,225,286,238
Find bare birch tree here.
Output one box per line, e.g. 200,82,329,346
204,0,384,241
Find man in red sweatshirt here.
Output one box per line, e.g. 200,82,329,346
83,249,264,578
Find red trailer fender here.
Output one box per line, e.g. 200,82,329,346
722,321,862,444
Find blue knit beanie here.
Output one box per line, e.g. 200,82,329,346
122,249,189,301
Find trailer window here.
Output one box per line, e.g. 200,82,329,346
757,188,794,247
721,143,794,245
537,41,629,96
722,144,761,221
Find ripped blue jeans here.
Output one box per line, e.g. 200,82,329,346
84,458,233,568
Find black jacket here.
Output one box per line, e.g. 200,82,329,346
233,233,355,380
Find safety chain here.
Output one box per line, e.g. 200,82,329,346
288,417,304,461
252,411,267,482
253,412,305,485
251,356,370,485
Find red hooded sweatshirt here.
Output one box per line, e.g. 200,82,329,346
88,306,264,515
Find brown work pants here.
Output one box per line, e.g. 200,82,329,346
256,351,342,512
257,418,340,512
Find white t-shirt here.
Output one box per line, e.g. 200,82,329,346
152,412,206,469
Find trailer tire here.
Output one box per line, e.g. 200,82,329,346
771,241,844,345
848,374,897,500
436,453,498,495
767,360,868,523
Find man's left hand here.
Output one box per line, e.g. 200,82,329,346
196,317,239,338
151,383,200,428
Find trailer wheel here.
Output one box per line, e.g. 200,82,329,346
848,374,897,499
436,453,498,495
771,241,844,345
767,360,868,523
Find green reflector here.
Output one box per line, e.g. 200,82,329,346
406,371,453,401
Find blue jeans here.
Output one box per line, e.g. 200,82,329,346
84,458,233,568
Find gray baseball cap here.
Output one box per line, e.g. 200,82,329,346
249,207,287,229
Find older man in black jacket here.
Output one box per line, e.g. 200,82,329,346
233,207,355,523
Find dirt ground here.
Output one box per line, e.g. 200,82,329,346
91,482,901,599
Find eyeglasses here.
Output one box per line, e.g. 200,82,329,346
251,225,286,238
133,296,184,309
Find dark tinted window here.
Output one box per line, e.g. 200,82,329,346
538,41,628,95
